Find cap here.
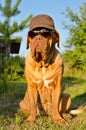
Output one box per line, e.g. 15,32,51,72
29,14,55,31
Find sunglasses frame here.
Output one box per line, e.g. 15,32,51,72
28,29,53,38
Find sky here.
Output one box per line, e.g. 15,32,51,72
1,0,86,56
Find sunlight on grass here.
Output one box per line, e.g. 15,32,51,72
0,74,86,130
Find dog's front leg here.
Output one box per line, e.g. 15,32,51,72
26,84,37,122
51,75,65,125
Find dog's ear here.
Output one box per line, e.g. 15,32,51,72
54,30,60,48
26,34,29,49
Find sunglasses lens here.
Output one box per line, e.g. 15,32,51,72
42,30,52,37
28,31,37,38
28,29,52,38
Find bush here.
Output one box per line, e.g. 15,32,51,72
1,55,25,81
0,78,9,95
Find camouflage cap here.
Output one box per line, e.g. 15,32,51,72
29,14,55,31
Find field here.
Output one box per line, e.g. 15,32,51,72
0,73,86,130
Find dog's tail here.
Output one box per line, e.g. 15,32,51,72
68,108,86,115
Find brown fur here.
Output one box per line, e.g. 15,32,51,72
19,29,71,125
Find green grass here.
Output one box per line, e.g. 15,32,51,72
0,75,86,130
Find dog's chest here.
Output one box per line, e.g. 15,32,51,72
25,52,62,89
33,65,57,89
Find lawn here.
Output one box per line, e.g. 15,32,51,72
0,75,86,130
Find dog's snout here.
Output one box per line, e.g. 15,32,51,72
34,35,42,41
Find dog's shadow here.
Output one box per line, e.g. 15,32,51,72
71,92,86,109
63,76,86,108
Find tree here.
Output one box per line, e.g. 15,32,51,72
0,0,32,55
62,2,86,71
3,56,25,81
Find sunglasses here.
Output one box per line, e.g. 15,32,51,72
28,29,52,38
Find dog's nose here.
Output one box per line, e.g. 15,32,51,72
34,35,42,41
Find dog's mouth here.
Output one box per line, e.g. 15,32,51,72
34,51,42,62
32,48,47,62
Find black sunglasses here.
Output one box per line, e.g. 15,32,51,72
28,29,52,38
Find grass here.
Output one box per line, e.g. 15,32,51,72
0,75,86,130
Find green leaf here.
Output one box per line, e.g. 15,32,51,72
19,14,33,30
11,0,22,16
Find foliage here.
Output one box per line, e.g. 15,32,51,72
0,0,32,55
0,78,9,94
0,0,32,84
1,56,25,82
0,0,32,36
62,2,86,71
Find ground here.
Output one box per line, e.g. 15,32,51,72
0,75,86,130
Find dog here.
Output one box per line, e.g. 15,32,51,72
19,14,72,125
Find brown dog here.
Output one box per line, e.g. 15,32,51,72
19,14,71,125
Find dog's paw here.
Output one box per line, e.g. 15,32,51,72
25,116,36,123
53,116,66,125
62,113,72,120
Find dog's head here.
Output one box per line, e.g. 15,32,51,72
26,14,60,63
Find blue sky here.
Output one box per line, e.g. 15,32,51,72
1,0,86,56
